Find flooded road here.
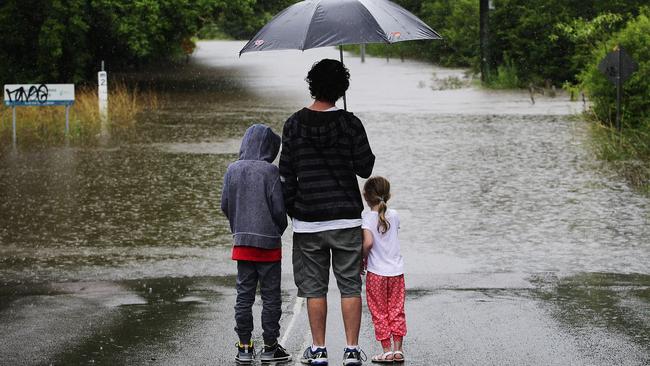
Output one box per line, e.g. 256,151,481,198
1,41,649,365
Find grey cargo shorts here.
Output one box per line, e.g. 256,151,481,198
292,226,363,298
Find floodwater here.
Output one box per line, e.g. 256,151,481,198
1,41,648,365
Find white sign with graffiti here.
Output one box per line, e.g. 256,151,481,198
3,84,75,106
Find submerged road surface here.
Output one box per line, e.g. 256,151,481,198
1,41,649,365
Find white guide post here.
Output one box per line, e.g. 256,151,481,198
98,61,108,120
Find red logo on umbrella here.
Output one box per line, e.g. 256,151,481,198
254,39,265,47
390,32,402,39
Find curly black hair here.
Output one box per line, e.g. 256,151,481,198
305,59,350,104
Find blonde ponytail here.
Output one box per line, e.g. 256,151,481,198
377,199,390,234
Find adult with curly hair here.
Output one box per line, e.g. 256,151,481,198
279,59,375,366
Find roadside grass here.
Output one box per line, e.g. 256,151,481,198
484,56,521,89
0,82,158,146
587,114,650,193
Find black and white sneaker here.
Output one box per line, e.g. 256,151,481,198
261,342,292,363
235,341,255,364
342,347,366,366
301,346,328,365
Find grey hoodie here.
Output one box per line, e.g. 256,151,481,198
221,124,287,249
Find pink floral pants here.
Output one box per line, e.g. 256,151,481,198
365,272,407,347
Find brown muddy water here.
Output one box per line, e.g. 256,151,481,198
0,41,648,365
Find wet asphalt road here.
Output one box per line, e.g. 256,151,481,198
2,272,649,365
1,41,649,365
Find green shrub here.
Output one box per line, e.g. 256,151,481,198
196,22,231,40
419,0,479,68
552,13,625,81
580,8,650,191
486,54,520,89
579,7,650,130
489,0,646,85
491,0,575,84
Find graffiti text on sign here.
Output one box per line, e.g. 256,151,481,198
5,84,49,104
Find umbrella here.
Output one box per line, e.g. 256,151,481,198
239,0,442,109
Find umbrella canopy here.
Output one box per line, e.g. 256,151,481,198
239,0,442,55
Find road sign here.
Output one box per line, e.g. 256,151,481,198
4,84,75,106
4,84,75,146
597,47,638,132
598,47,638,85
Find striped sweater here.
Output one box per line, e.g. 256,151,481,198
279,108,375,221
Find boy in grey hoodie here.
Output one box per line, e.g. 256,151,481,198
221,124,291,364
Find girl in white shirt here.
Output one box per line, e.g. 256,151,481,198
361,176,407,363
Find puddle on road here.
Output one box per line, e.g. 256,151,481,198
532,272,650,350
25,277,230,365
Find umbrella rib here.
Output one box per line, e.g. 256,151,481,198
352,0,391,45
239,4,295,55
301,0,322,51
358,0,396,43
359,0,441,41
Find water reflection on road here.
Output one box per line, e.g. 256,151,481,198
0,41,648,365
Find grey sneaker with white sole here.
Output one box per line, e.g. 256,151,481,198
260,342,292,363
235,341,255,364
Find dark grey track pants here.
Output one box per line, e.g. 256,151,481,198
235,260,282,345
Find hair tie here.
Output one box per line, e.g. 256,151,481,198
379,196,385,203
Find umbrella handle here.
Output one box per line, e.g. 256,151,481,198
340,45,347,111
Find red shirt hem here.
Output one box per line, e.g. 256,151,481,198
232,246,282,262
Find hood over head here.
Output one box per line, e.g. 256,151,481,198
239,124,281,162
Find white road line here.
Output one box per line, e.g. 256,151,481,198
295,331,311,366
280,296,304,346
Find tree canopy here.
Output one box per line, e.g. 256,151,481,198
0,0,291,84
381,0,647,86
2,0,647,88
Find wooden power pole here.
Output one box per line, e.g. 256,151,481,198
480,0,490,83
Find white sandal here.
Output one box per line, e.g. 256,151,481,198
371,351,394,363
392,350,405,363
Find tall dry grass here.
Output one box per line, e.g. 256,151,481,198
1,82,158,145
588,117,650,193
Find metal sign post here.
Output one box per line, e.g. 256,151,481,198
3,84,75,146
65,105,70,135
598,46,638,132
12,106,16,146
